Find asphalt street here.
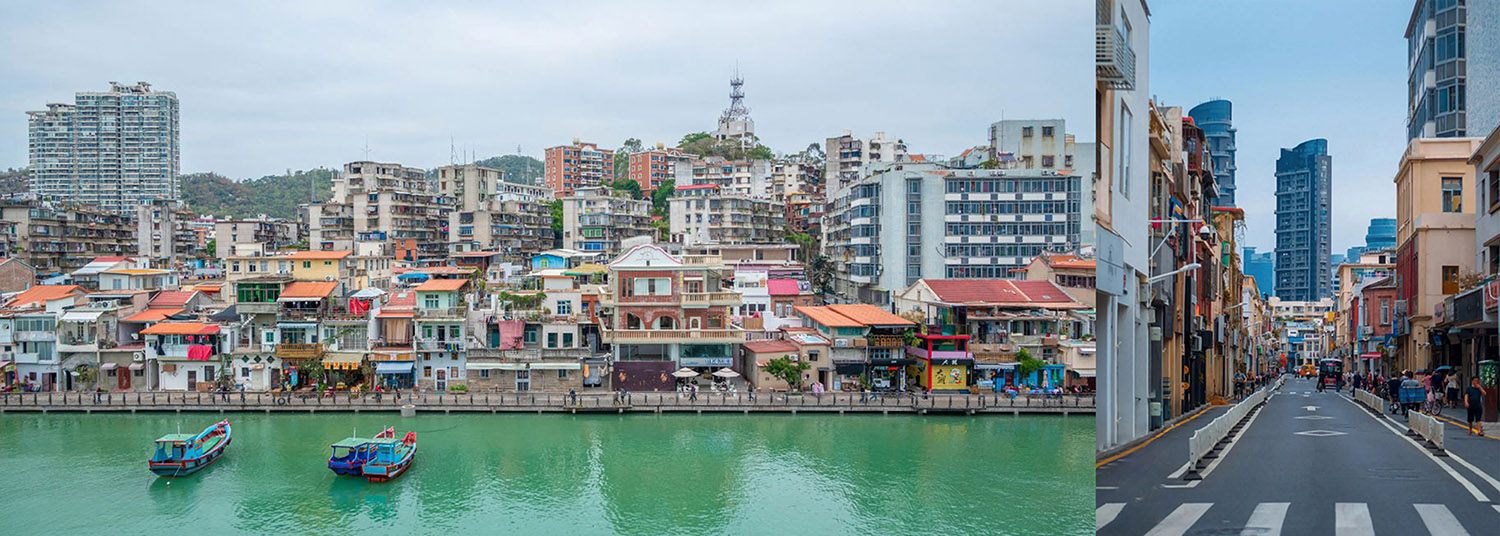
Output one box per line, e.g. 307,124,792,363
1097,376,1500,535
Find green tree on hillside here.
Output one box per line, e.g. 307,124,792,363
609,178,642,199
651,178,675,217
613,138,644,179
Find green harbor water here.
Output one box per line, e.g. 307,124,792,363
0,413,1093,535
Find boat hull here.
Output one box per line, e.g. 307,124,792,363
149,427,231,478
363,445,416,483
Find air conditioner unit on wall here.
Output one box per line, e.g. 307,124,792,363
132,352,144,362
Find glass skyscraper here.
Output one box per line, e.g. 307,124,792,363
1274,139,1333,300
1188,99,1236,206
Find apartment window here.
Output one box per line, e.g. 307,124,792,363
1441,177,1463,212
423,366,432,378
1488,170,1499,213
424,295,439,309
1119,104,1133,198
1021,126,1034,137
629,277,671,296
547,333,558,348
1041,155,1055,168
479,369,490,378
556,301,572,315
1380,300,1390,325
1041,126,1054,137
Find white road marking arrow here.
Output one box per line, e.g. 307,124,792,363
1303,406,1319,411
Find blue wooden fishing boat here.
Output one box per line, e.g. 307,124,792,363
361,430,416,482
328,427,394,475
148,420,231,477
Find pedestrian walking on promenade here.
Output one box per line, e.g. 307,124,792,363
569,389,577,405
689,383,698,401
1447,375,1460,409
1465,377,1485,436
859,388,868,404
239,384,245,404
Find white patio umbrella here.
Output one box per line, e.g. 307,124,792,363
671,367,700,378
712,368,741,378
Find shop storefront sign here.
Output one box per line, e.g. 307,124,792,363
1485,279,1499,311
680,357,732,368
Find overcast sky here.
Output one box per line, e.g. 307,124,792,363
0,0,1092,180
1149,0,1409,256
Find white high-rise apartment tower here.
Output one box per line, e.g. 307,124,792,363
27,82,180,213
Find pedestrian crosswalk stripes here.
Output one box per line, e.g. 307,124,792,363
1242,502,1288,535
1095,502,1124,530
1335,503,1373,536
1097,502,1481,535
1413,504,1469,535
1143,503,1211,536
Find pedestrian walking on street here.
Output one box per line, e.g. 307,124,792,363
1446,375,1460,409
1465,377,1485,436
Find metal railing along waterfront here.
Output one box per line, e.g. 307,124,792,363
0,390,1094,414
1406,408,1446,455
1185,379,1277,480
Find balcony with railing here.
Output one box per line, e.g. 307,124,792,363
599,325,746,344
276,343,323,361
680,291,742,307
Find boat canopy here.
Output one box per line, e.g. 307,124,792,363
155,433,195,443
375,362,414,374
331,437,372,448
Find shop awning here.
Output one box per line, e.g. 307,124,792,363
834,363,866,374
974,362,1019,370
128,363,145,371
466,363,528,371
61,310,104,322
375,362,414,374
1071,368,1096,378
100,362,118,371
323,352,365,371
530,362,581,370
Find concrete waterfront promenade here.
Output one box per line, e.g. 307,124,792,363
0,390,1094,416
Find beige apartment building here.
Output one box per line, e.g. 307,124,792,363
1392,137,1482,373
438,164,553,264
214,217,300,261
560,186,652,259
307,161,452,263
668,184,784,248
0,198,136,275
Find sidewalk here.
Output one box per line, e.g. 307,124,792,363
1427,405,1500,484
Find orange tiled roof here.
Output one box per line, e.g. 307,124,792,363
6,285,83,308
825,304,915,327
140,322,220,335
281,281,338,299
793,306,862,328
288,250,352,260
149,291,197,308
414,279,468,292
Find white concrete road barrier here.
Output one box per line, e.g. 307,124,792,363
1185,381,1273,480
1407,409,1446,455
